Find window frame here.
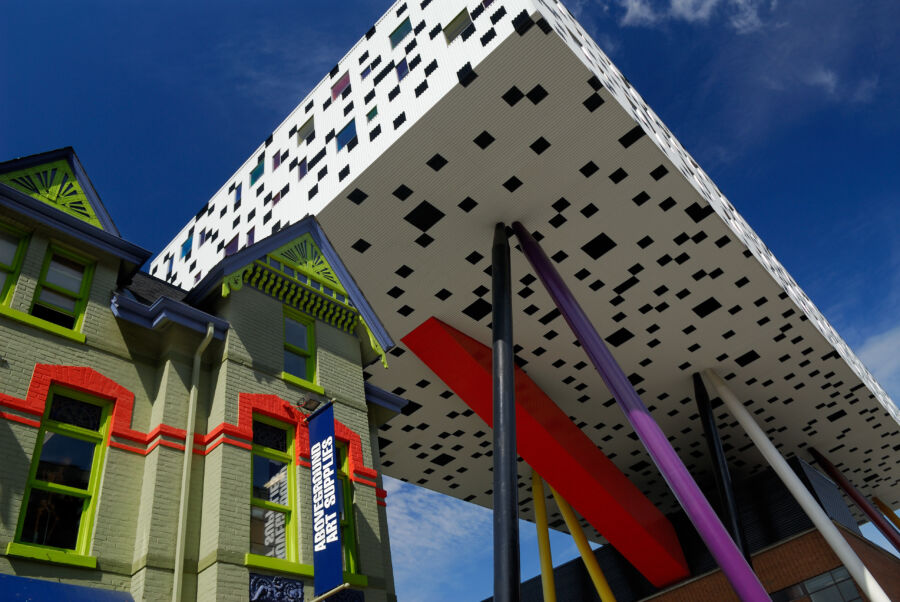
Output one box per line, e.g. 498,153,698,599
8,387,111,568
282,307,323,394
0,221,29,306
389,17,412,48
248,415,298,564
336,443,359,574
29,244,95,334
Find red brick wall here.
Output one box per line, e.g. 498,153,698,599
647,525,900,601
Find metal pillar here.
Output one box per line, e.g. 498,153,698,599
550,484,617,602
809,447,900,553
872,497,900,534
693,373,751,564
531,470,557,602
510,222,768,602
702,369,891,602
492,223,520,602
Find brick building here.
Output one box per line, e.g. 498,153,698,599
0,148,400,601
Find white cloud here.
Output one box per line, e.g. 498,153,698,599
670,0,720,22
804,66,839,95
384,476,493,601
619,0,662,26
729,0,765,33
857,323,900,402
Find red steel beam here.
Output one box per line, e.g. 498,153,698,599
402,317,689,587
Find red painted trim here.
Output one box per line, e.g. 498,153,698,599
0,410,42,428
376,500,387,507
375,488,387,499
0,366,379,486
403,318,689,587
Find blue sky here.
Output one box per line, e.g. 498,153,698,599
2,0,899,600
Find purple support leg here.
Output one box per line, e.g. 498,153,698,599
511,222,769,602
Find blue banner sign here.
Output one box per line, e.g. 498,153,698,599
307,402,343,596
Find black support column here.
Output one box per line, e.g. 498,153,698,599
693,373,750,564
492,223,520,602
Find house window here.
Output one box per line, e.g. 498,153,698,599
235,183,242,209
250,156,265,186
298,159,308,181
336,121,357,151
396,58,409,81
444,9,472,44
181,234,193,259
247,227,255,247
225,236,239,257
389,17,412,48
250,418,296,561
331,72,351,100
30,247,93,330
336,444,359,573
283,309,316,388
297,118,315,145
12,389,109,561
272,152,281,171
361,66,371,79
366,106,378,122
0,224,28,305
198,229,207,246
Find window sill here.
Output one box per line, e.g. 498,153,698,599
0,305,86,343
281,372,325,396
6,542,97,569
243,554,368,587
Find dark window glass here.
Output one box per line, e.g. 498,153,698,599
444,9,472,44
336,120,357,150
284,349,308,380
285,316,309,350
225,236,239,256
253,420,287,452
396,59,409,81
20,489,84,549
36,432,95,490
0,229,21,266
389,18,412,48
49,394,102,431
331,72,350,100
44,255,84,293
252,455,289,504
250,506,287,558
31,303,76,328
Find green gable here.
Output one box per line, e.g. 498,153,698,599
0,159,104,229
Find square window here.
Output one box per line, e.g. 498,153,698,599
297,117,314,145
390,17,412,48
225,236,239,256
337,120,357,150
250,157,264,186
298,159,308,181
396,58,409,81
30,249,92,331
444,9,472,44
331,72,350,100
367,106,378,122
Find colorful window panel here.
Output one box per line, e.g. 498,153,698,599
389,17,412,48
336,120,357,151
250,156,265,186
331,72,350,100
444,9,472,44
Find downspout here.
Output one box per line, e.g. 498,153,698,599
173,323,215,602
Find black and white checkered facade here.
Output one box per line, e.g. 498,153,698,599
153,0,899,539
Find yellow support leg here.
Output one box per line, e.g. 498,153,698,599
549,485,617,602
873,497,900,533
532,470,557,602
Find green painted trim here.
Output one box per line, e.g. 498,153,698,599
244,553,314,577
337,444,359,574
281,372,326,396
251,416,299,563
344,572,369,587
29,243,95,334
360,315,388,369
0,159,105,229
0,221,29,306
0,305,87,343
13,389,110,558
5,541,97,569
268,233,346,295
